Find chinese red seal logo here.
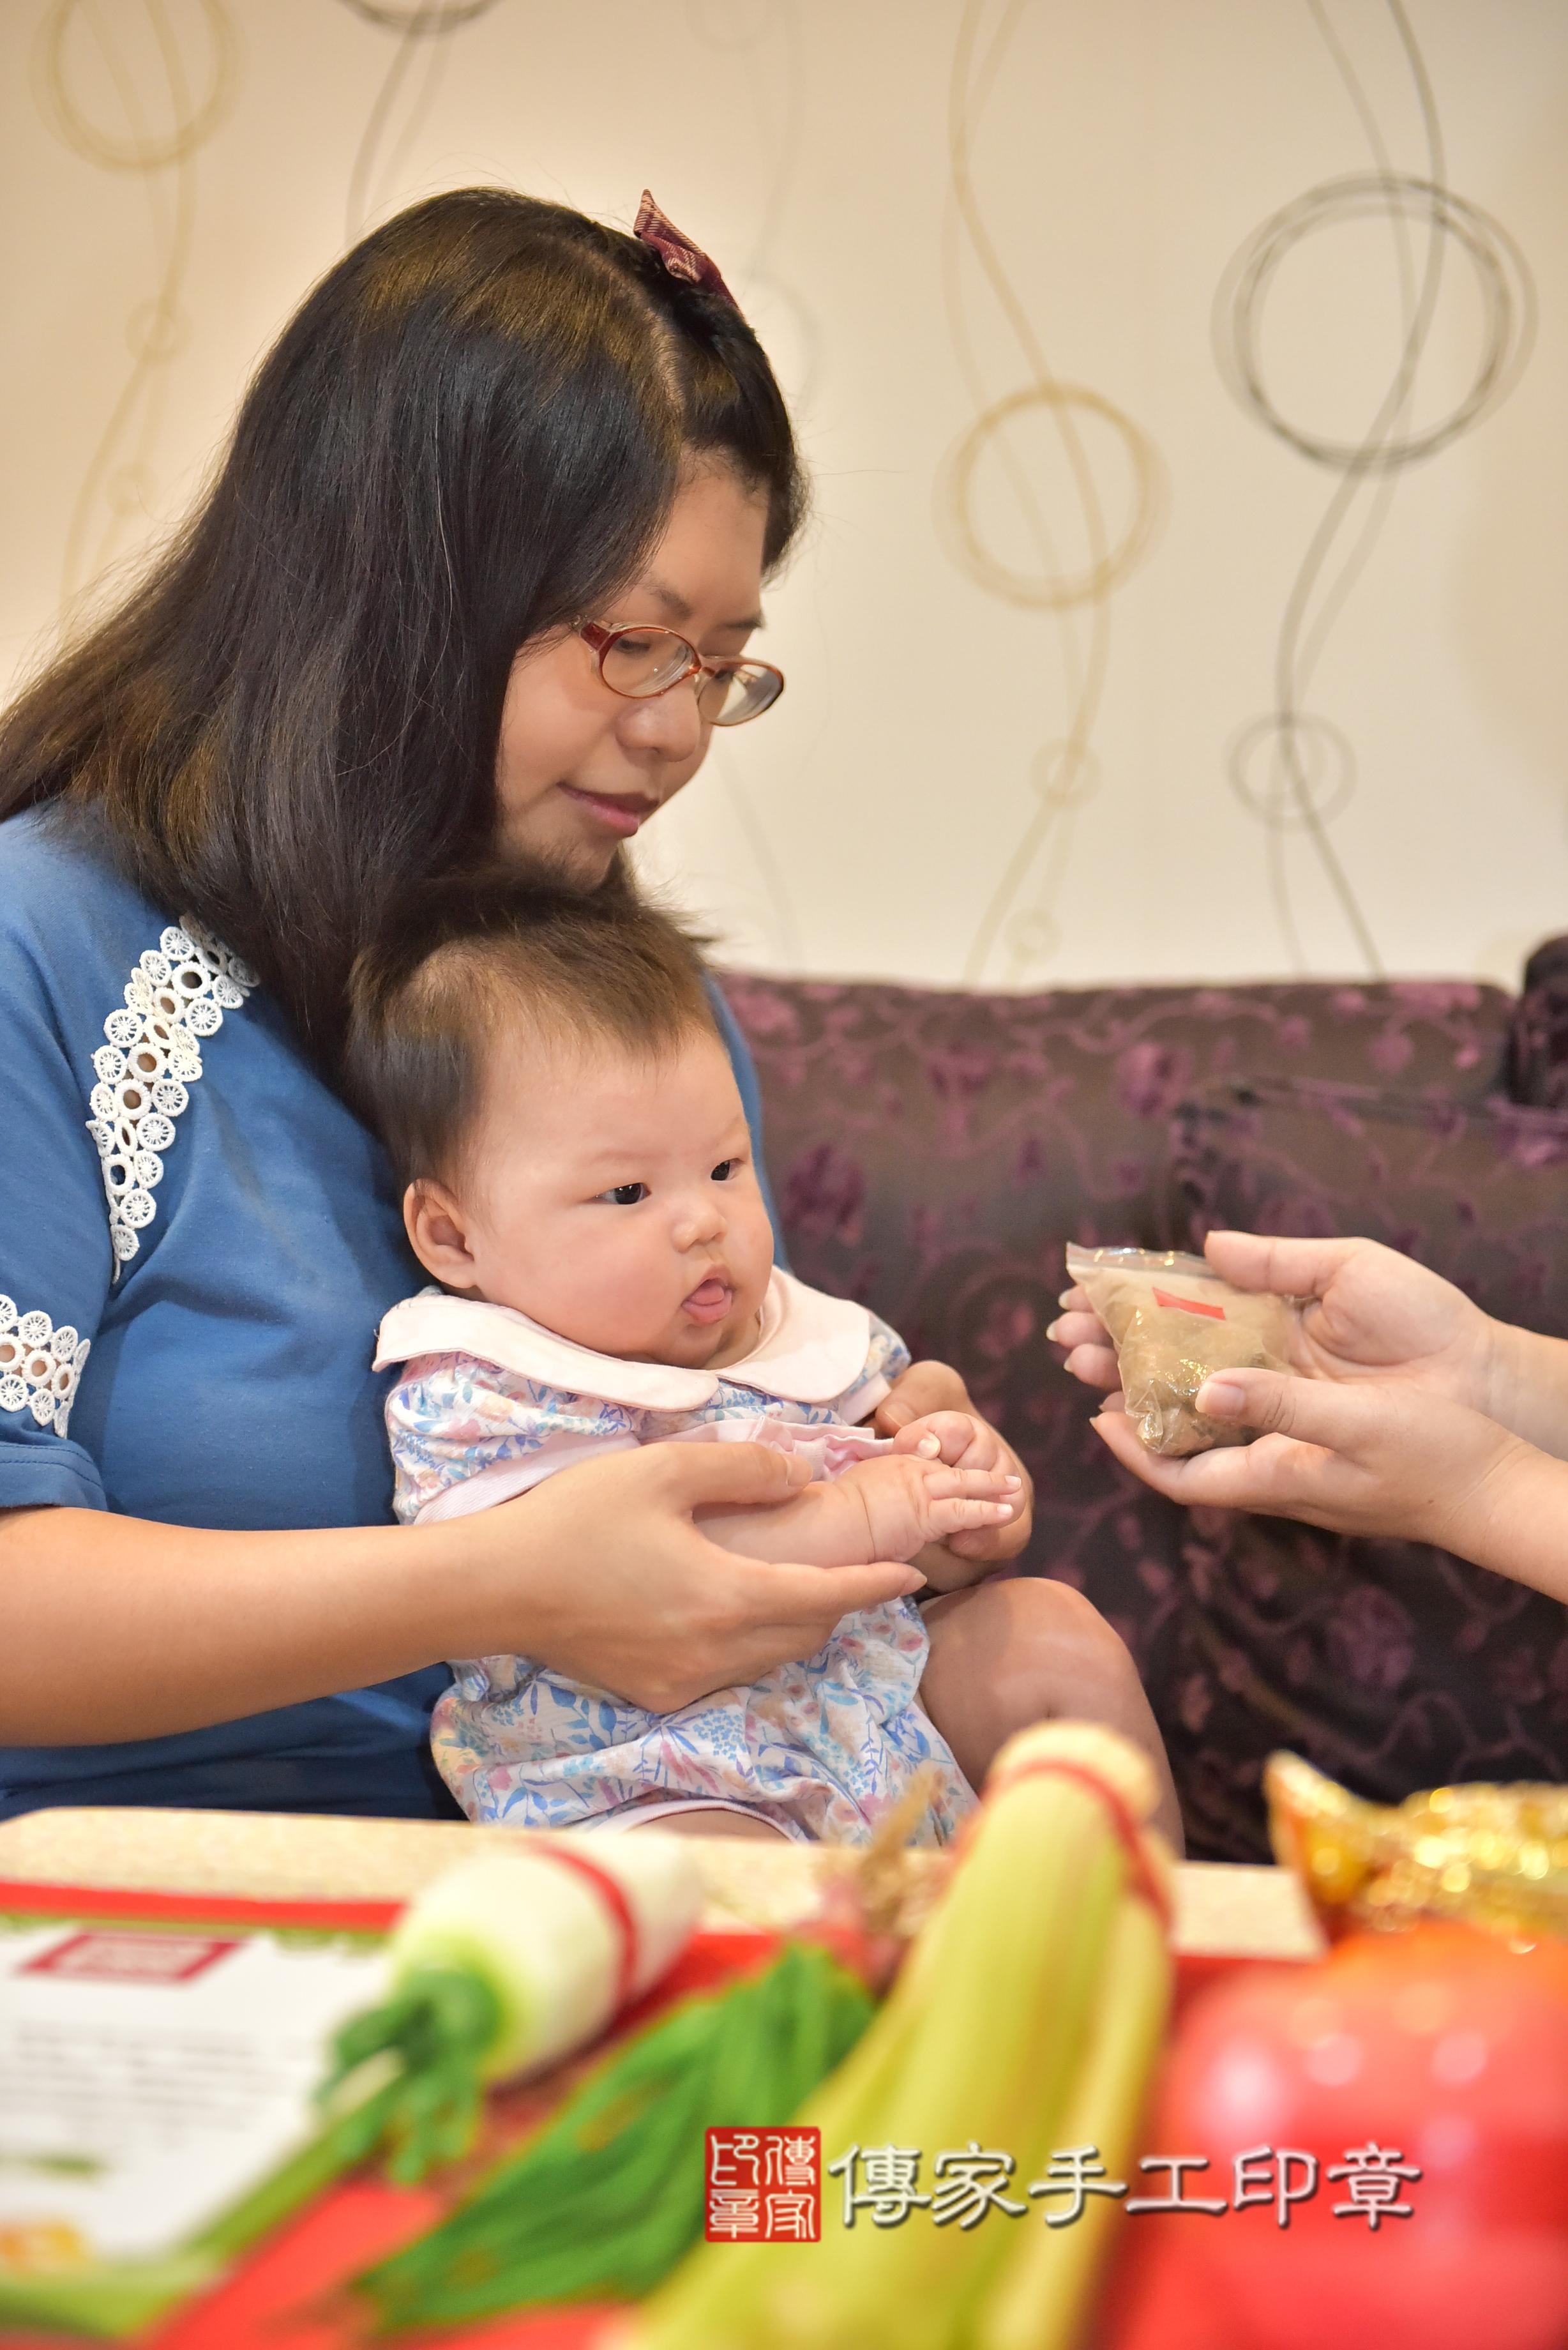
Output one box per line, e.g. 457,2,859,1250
705,2127,821,2242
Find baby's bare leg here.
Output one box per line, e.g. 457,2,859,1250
624,1808,789,1842
697,1455,1018,1568
919,1579,1184,1854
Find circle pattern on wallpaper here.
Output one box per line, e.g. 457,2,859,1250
34,0,237,173
1229,713,1357,833
939,382,1161,612
1031,738,1101,813
334,0,504,30
1216,172,1534,474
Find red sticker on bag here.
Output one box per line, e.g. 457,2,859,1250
1152,1287,1226,1321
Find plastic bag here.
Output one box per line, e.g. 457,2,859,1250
1064,1244,1298,1457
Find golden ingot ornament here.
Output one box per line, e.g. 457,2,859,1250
1265,1752,1568,1946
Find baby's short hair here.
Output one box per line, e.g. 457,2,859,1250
343,867,720,1188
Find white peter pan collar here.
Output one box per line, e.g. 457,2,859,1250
373,1268,873,1411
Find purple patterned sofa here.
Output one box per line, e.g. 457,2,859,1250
720,945,1568,1862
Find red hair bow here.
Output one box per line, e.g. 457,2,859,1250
633,190,738,310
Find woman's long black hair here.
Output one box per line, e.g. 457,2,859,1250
0,190,805,1066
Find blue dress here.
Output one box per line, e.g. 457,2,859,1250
0,808,783,1820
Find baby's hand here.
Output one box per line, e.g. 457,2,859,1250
875,1363,1034,1576
837,1455,1022,1567
890,1409,1002,1472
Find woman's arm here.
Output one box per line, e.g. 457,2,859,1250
0,1446,926,1744
1482,1321,1568,1461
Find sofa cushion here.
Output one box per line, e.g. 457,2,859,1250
723,973,1519,1862
722,973,1513,1340
1177,1077,1568,1324
1161,1077,1568,1858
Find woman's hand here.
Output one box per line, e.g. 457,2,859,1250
1052,1232,1504,1415
444,1441,927,1714
873,1360,1034,1582
1087,1366,1568,1602
0,1445,923,1745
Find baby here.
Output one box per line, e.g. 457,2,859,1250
345,873,1177,1847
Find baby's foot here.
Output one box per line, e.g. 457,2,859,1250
836,1455,1021,1564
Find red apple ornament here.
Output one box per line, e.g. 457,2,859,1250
1142,1927,1568,2350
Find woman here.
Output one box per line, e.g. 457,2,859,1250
0,189,1029,1822
1055,1227,1568,1605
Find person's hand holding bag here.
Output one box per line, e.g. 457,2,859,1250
1052,1231,1503,1411
1088,1364,1534,1555
1059,1230,1568,1611
1057,1228,1568,1459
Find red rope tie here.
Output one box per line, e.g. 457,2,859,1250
531,1843,641,2007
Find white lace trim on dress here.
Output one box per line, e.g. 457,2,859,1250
0,1297,90,1437
85,916,257,1276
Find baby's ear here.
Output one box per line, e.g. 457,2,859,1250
403,1178,478,1287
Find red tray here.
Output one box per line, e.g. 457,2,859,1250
0,1877,781,2350
0,1878,1291,2349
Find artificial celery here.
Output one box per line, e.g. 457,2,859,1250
629,1723,1174,2350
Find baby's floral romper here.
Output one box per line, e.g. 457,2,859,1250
377,1269,976,1846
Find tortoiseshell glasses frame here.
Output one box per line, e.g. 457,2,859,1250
575,619,785,727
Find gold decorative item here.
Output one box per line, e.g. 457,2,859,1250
1266,1751,1568,1946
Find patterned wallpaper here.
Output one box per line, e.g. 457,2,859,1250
2,0,1564,990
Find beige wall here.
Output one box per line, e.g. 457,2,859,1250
2,0,1564,991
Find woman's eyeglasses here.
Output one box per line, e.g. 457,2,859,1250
576,620,785,727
